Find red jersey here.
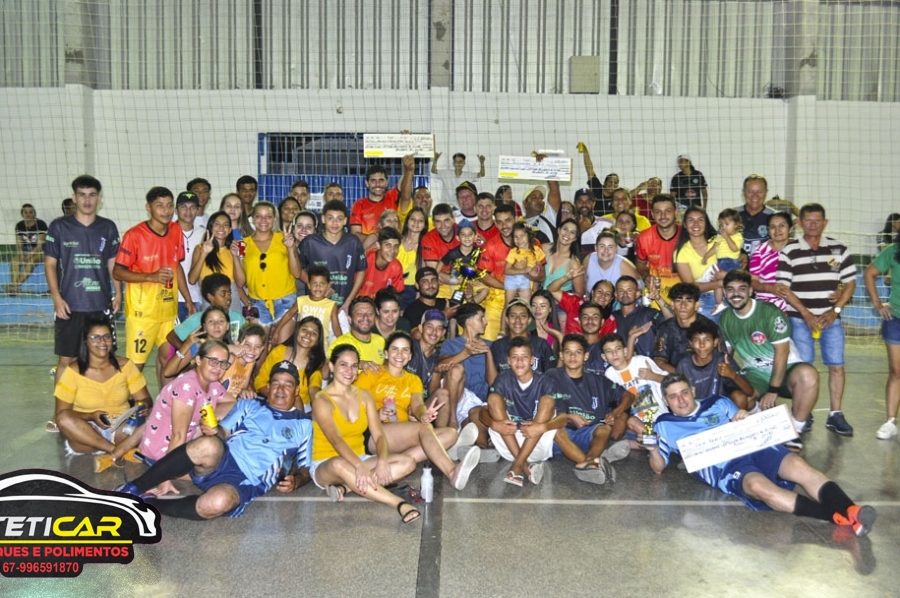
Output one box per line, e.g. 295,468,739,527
558,292,618,336
478,234,513,282
475,223,500,246
350,187,400,236
359,250,405,298
421,229,460,263
116,221,185,320
636,225,681,276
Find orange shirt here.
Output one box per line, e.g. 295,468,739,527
116,221,184,320
421,228,460,263
478,234,513,282
350,188,399,235
636,225,681,277
359,250,405,298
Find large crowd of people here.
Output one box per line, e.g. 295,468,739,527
32,146,896,535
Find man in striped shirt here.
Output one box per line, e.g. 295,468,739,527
776,203,857,436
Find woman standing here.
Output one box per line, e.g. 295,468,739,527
188,211,246,290
239,202,301,326
670,154,708,211
674,207,721,319
864,237,900,440
220,193,253,239
544,218,584,297
749,212,795,312
254,316,327,411
309,344,421,523
55,318,152,473
583,231,638,293
398,207,428,310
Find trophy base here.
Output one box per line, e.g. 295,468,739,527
641,435,658,447
449,290,465,307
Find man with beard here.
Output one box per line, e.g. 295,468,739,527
601,187,652,232
636,193,682,303
575,187,614,257
490,300,556,373
328,297,385,372
472,192,499,246
350,157,414,246
403,267,455,333
718,270,819,449
611,276,661,357
408,309,455,431
521,179,562,244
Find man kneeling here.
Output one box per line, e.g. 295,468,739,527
648,373,876,536
115,361,312,519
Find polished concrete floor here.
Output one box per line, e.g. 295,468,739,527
0,339,897,598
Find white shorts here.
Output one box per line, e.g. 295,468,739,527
310,454,374,490
63,421,115,456
487,427,557,463
457,388,485,428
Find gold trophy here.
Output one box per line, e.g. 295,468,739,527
641,407,658,446
449,246,487,306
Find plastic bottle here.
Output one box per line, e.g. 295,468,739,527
420,466,434,503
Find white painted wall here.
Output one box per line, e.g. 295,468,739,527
2,85,897,253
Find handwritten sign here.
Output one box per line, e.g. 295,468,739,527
306,193,324,213
676,405,798,473
364,134,434,158
497,155,572,182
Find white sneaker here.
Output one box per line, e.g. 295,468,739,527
448,422,478,461
875,419,898,440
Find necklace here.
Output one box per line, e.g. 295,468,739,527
182,226,198,253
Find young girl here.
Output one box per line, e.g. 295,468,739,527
530,290,563,350
162,305,235,382
704,208,743,313
613,211,639,263
220,193,253,240
255,315,327,411
505,222,545,305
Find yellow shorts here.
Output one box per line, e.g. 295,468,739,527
125,317,176,364
481,288,507,341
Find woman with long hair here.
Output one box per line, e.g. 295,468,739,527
878,213,900,253
545,218,584,296
309,344,421,523
55,317,152,473
673,206,721,319
188,210,246,289
531,289,563,350
864,232,900,440
254,315,327,411
162,305,235,382
612,211,639,263
278,197,302,233
220,193,253,239
398,207,428,310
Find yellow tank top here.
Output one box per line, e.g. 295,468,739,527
311,389,368,461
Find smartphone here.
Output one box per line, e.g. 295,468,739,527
242,305,260,319
99,413,111,426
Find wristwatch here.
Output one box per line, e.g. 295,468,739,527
833,306,842,314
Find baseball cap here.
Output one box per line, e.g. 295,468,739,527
456,181,478,196
176,191,200,207
456,219,475,231
415,266,439,283
269,360,300,383
574,187,592,201
523,185,548,202
421,309,447,326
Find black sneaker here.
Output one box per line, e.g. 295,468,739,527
826,412,854,436
784,438,803,451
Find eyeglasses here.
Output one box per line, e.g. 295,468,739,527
259,253,267,271
203,356,232,369
88,334,112,343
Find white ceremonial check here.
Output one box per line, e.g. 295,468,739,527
363,134,434,158
497,155,572,182
676,405,798,473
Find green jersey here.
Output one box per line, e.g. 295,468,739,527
872,245,900,318
718,299,801,394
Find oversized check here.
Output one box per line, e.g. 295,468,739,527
363,134,434,158
676,404,798,473
497,155,572,182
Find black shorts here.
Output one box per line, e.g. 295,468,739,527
54,310,116,357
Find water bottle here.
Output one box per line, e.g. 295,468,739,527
383,397,398,423
420,466,434,503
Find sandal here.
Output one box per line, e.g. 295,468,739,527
504,470,525,488
397,501,421,524
326,484,350,502
45,420,59,433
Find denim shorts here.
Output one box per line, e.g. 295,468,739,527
250,292,297,326
882,317,900,346
790,316,844,366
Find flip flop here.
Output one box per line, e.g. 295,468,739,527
45,421,59,433
504,470,525,487
326,484,350,502
527,462,544,485
397,501,421,524
574,461,607,485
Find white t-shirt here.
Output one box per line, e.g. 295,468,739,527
179,224,205,304
604,355,668,422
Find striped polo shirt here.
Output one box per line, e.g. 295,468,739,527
775,236,855,317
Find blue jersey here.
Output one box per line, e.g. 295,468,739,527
440,335,493,399
220,398,313,491
489,370,554,423
654,396,793,509
545,368,624,427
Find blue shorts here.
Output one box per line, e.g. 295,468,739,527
882,317,900,346
722,445,795,511
553,423,602,456
190,447,267,518
717,257,741,272
790,317,844,366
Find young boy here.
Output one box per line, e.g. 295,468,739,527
440,220,488,304
601,333,669,444
271,265,342,345
676,318,757,411
215,324,268,417
358,227,405,299
114,186,190,371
